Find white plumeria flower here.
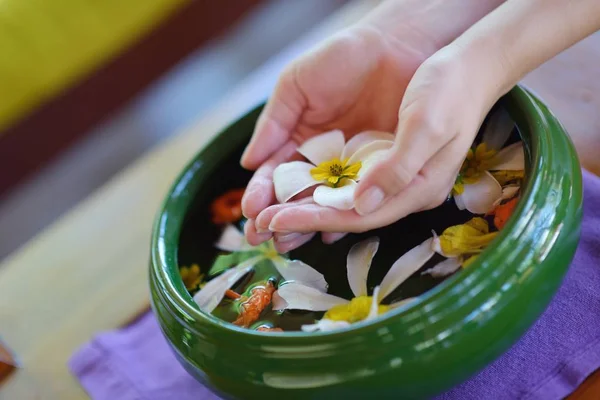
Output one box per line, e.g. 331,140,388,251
453,109,525,214
272,236,434,332
193,224,327,313
273,130,394,210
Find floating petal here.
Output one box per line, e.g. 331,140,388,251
341,131,395,160
482,108,515,151
454,171,503,214
313,179,357,210
298,130,345,165
273,161,320,203
490,142,525,171
454,192,466,210
301,319,351,332
193,256,260,313
379,238,435,300
422,258,462,278
274,282,348,311
272,258,328,292
215,224,249,252
366,286,382,320
271,290,288,311
492,185,520,207
435,217,497,257
346,237,380,297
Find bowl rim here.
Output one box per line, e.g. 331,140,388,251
150,84,582,340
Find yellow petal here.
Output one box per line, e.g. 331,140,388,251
327,300,386,323
453,182,465,195
342,161,362,178
439,217,497,257
324,296,389,323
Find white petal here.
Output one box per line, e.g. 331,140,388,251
273,161,320,203
341,131,395,160
301,319,351,333
313,179,357,210
489,142,525,171
272,258,328,292
346,140,394,166
366,286,382,320
431,231,445,256
271,290,288,310
297,130,345,165
346,237,380,297
215,224,249,252
456,171,503,214
492,185,520,207
454,193,467,210
422,258,461,278
274,282,348,311
482,108,515,151
379,238,435,300
357,148,392,179
193,256,261,313
389,297,417,309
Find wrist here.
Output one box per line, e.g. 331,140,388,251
358,0,506,60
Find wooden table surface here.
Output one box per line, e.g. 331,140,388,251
0,1,598,398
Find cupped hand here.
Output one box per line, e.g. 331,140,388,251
240,24,434,252
254,46,498,241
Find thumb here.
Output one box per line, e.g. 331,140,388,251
241,64,306,170
353,116,449,215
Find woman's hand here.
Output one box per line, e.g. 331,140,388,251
258,47,492,235
241,0,506,252
240,25,434,252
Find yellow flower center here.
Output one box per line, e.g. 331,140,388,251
179,264,204,290
439,217,498,257
453,143,497,194
324,296,389,323
310,158,362,187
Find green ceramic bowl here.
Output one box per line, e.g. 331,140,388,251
149,85,582,400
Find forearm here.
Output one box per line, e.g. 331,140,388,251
453,0,600,105
359,0,507,57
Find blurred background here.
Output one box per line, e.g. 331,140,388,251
0,0,348,260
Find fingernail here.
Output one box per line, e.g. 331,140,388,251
322,232,347,244
276,232,303,243
256,225,270,234
355,186,385,215
268,220,290,233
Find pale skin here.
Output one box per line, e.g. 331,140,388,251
240,0,600,253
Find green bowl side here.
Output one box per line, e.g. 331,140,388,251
149,86,583,400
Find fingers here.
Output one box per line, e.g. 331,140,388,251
273,232,316,254
268,138,469,234
354,103,454,215
241,64,307,170
241,140,299,219
244,218,273,247
255,197,315,232
322,232,347,244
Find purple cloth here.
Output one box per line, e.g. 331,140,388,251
70,170,600,400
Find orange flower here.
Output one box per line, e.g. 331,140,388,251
211,188,245,224
490,197,519,230
233,281,275,328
